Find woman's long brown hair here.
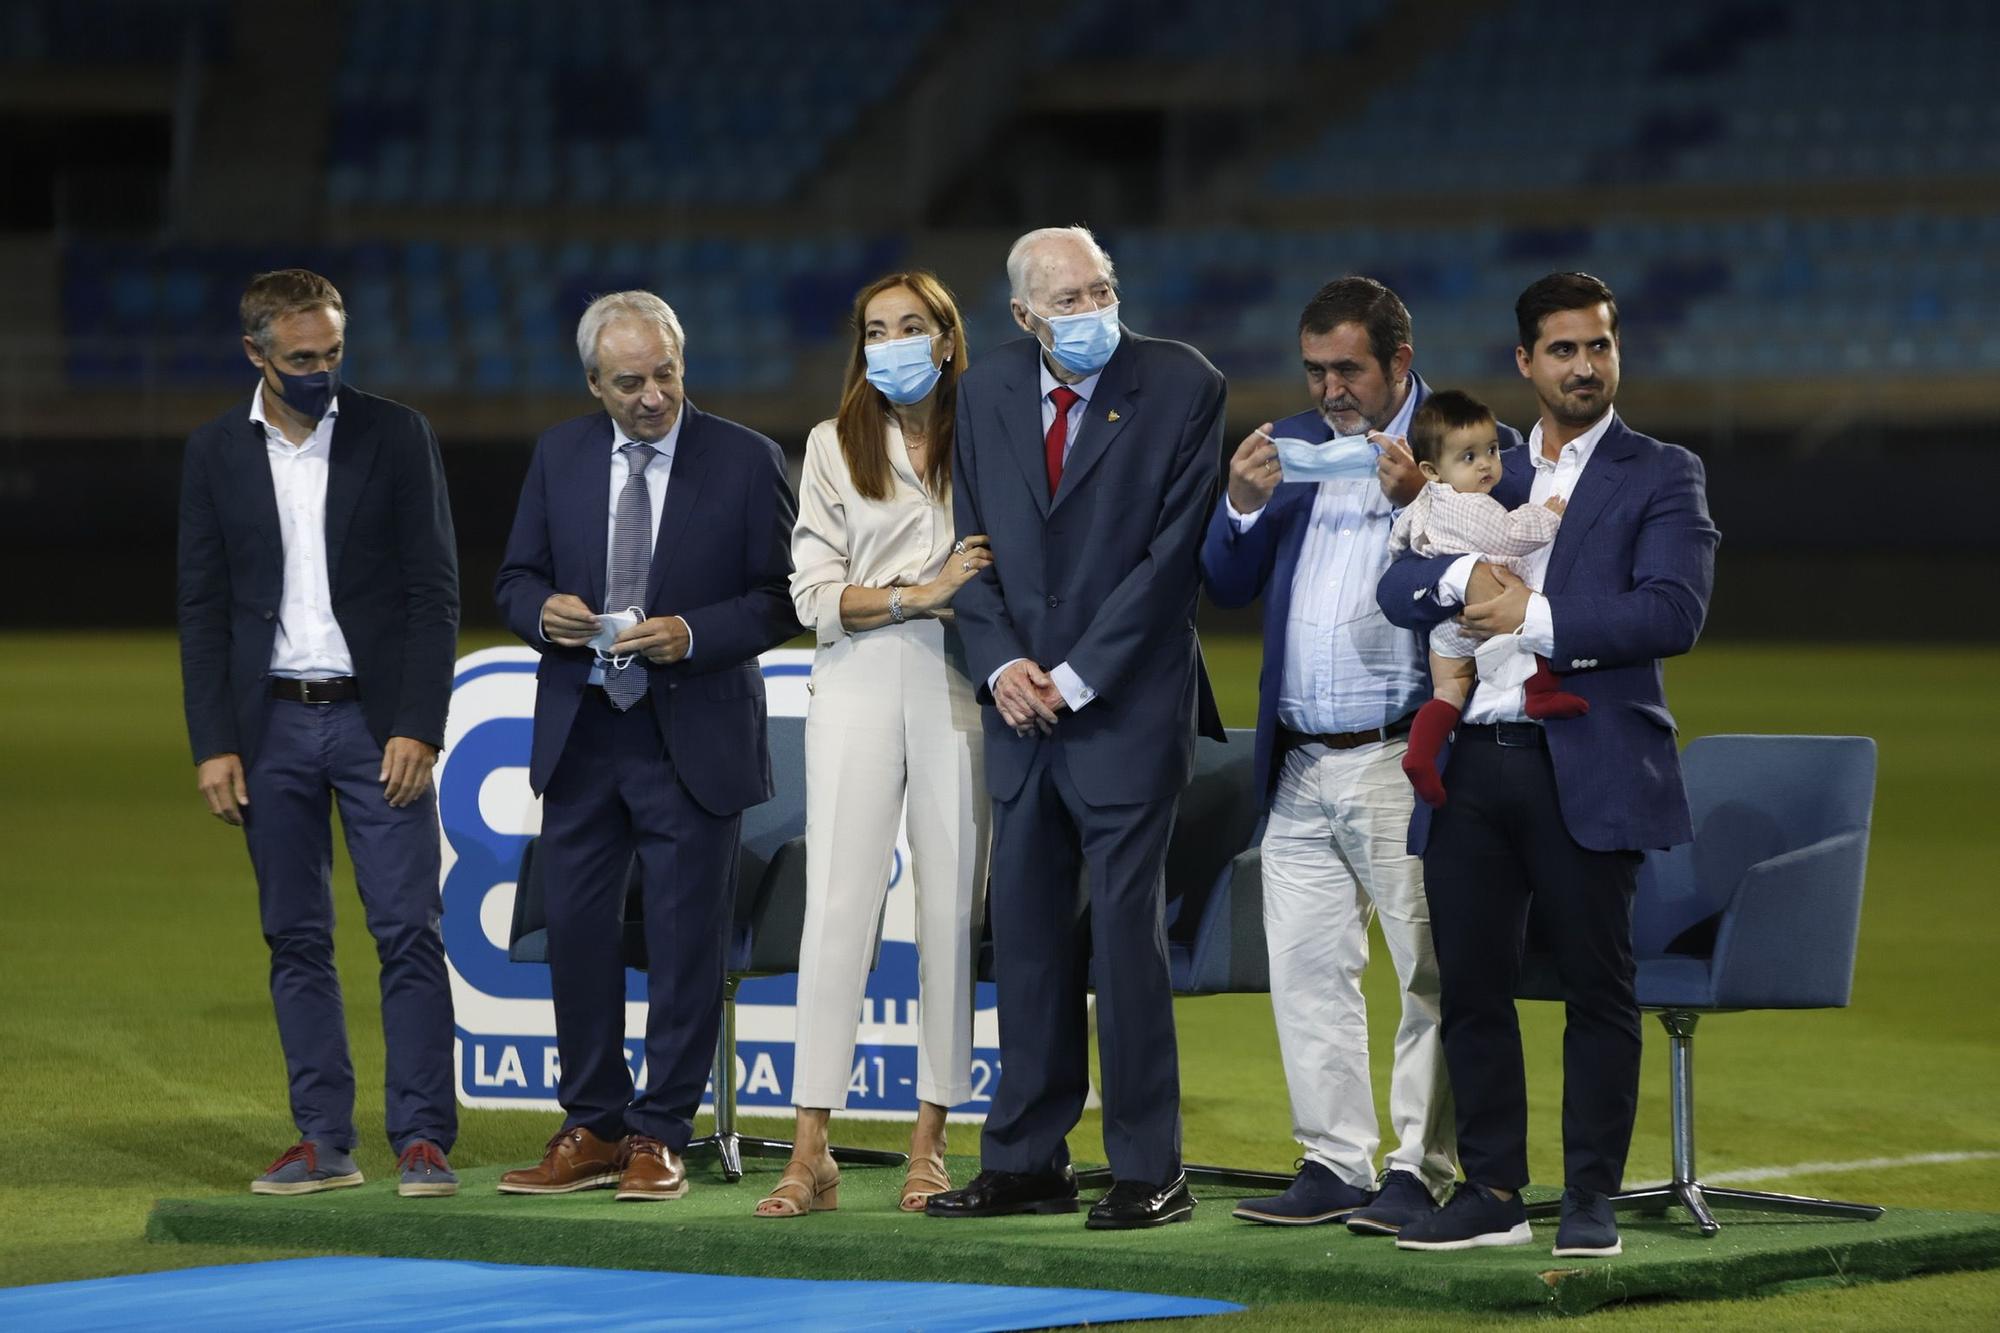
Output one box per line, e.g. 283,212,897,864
835,270,968,502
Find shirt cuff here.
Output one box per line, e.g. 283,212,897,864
1519,594,1554,656
676,615,694,660
814,585,848,646
1437,554,1479,607
987,657,1026,697
1224,498,1264,531
1051,661,1096,711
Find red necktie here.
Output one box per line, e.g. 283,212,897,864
1045,385,1080,497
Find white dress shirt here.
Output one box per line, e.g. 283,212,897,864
986,357,1105,711
253,382,354,679
789,417,955,643
1227,383,1425,735
1440,408,1617,724
584,406,685,686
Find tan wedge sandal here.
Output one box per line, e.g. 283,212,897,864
900,1152,950,1213
754,1158,840,1218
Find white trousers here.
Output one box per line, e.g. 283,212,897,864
791,618,989,1109
1260,737,1456,1193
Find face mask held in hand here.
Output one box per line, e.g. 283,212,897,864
1261,427,1380,484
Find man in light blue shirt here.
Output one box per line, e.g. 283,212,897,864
1202,277,1519,1237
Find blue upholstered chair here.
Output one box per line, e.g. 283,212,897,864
1521,733,1882,1235
509,713,904,1181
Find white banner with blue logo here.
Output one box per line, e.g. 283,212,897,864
440,646,1001,1119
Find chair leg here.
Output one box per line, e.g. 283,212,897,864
1579,1010,1880,1235
681,978,909,1181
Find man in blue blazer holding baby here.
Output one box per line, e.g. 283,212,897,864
1378,273,1718,1260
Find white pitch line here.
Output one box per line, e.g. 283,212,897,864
1629,1149,2000,1189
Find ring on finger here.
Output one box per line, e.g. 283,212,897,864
952,539,965,554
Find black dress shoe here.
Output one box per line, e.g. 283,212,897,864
925,1166,1078,1218
1086,1173,1196,1230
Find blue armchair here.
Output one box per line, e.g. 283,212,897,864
1522,733,1882,1235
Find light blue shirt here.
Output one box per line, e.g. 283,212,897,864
1233,383,1426,734
585,406,685,686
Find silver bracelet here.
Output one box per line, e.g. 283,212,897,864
889,586,905,623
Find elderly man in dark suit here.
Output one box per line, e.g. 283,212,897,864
925,226,1226,1230
178,268,460,1198
493,291,799,1203
1379,273,1719,1259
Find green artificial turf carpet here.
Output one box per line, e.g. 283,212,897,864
146,1157,2000,1317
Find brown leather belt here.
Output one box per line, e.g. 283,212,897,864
1280,714,1413,752
269,676,360,704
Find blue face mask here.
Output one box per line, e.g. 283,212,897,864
272,364,340,421
1031,301,1121,376
1264,428,1380,483
863,332,944,406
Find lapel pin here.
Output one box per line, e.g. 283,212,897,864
1106,410,1120,422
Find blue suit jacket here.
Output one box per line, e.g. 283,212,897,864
177,386,460,767
951,331,1227,807
493,402,801,812
1377,415,1719,854
1199,373,1525,809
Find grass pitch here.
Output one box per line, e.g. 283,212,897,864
2,633,1997,1328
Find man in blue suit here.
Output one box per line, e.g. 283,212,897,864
1201,278,1517,1236
925,226,1226,1230
493,291,799,1202
1382,273,1718,1258
178,268,460,1198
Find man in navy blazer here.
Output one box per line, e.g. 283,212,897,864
493,291,799,1202
1200,277,1522,1237
1381,274,1718,1259
924,226,1225,1231
178,269,460,1197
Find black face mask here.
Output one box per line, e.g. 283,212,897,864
271,364,340,421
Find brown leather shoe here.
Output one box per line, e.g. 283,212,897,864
496,1126,623,1195
614,1134,688,1201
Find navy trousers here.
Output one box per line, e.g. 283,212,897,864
241,695,456,1154
1420,733,1642,1196
980,741,1183,1186
539,687,740,1152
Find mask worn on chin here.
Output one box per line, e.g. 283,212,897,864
272,365,340,422
863,332,945,406
1030,301,1121,376
1261,428,1380,484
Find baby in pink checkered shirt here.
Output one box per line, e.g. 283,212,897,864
1388,389,1589,807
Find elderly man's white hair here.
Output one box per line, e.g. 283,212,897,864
576,290,686,375
1005,225,1118,304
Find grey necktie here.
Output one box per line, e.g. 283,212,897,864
603,441,657,711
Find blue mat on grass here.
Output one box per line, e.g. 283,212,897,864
0,1257,1242,1330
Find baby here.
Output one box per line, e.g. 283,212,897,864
1389,389,1588,807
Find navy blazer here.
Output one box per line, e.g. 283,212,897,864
493,402,800,813
1199,372,1524,810
1377,415,1719,854
951,331,1227,807
177,386,460,767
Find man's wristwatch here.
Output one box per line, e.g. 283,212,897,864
889,586,905,623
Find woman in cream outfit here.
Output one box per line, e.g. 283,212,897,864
756,271,992,1218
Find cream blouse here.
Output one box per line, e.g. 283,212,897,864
789,416,957,646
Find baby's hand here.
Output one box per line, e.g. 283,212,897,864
1542,495,1568,515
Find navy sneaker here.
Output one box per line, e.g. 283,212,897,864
251,1140,363,1196
1232,1160,1373,1225
1551,1186,1622,1257
397,1140,459,1198
1394,1181,1532,1251
1345,1169,1440,1236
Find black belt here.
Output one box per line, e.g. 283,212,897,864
1281,714,1414,752
269,676,359,704
1453,721,1546,749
